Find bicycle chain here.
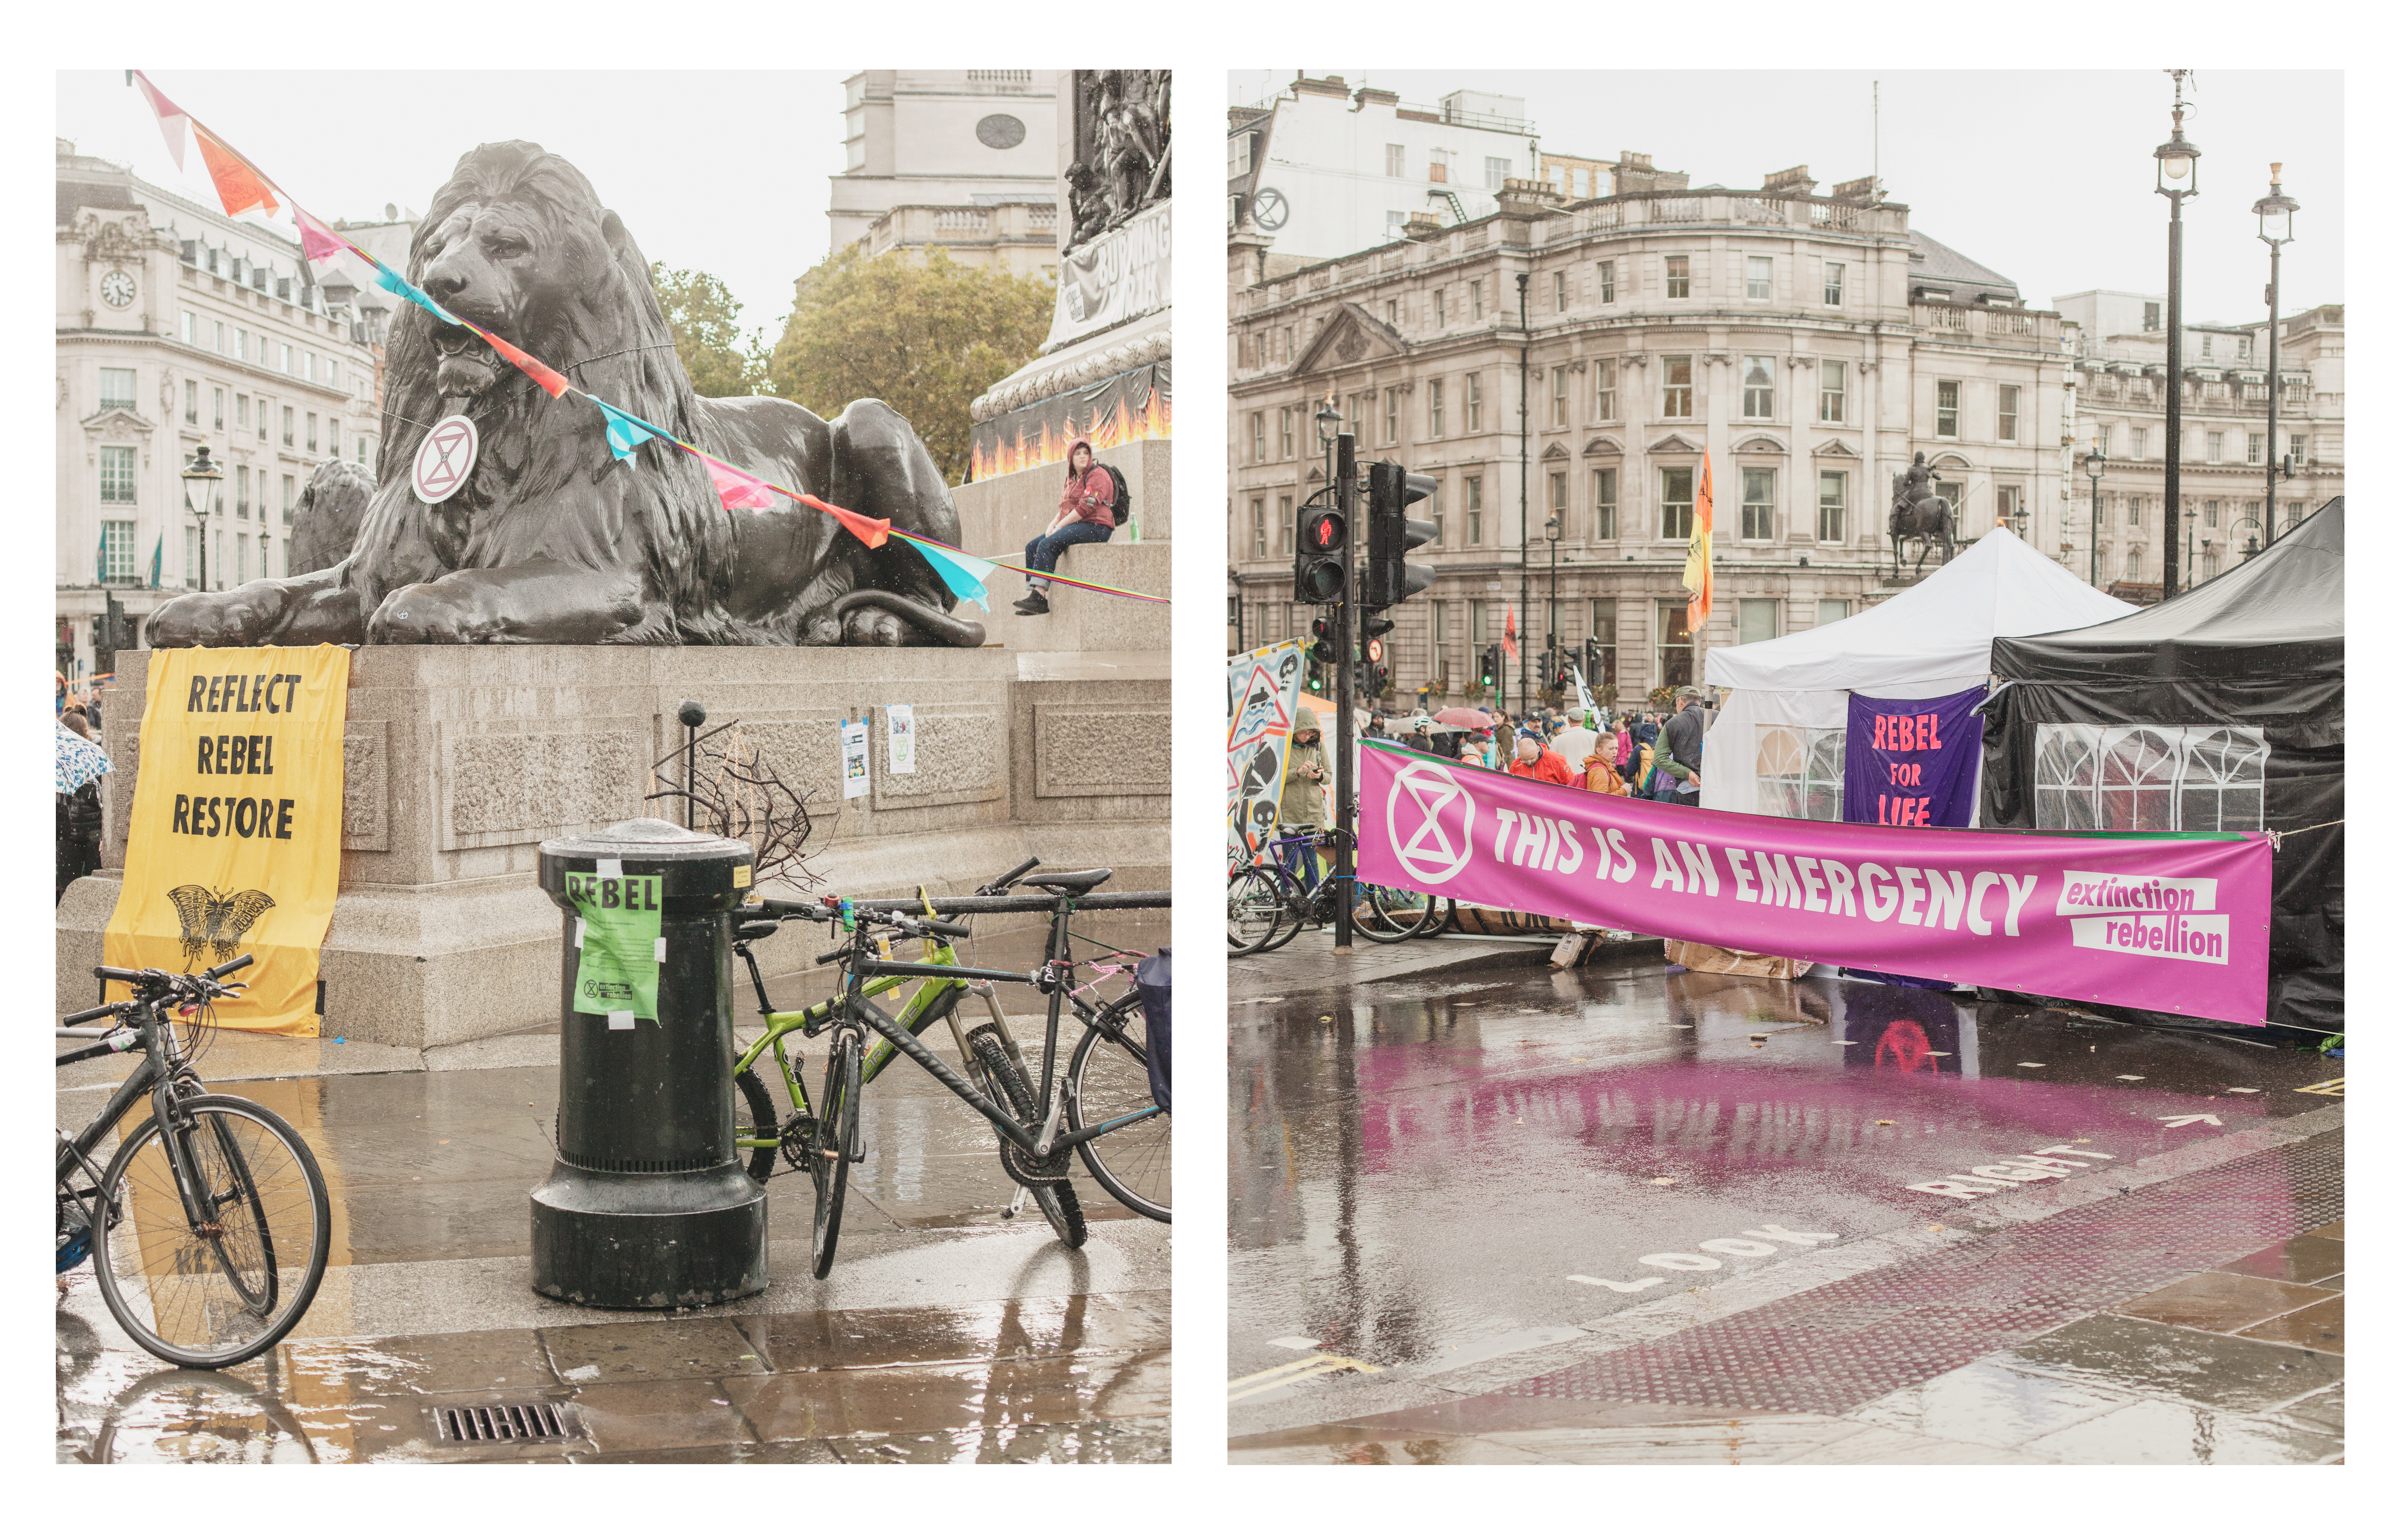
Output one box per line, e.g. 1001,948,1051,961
778,1113,821,1172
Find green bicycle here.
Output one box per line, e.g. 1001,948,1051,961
728,859,1169,1279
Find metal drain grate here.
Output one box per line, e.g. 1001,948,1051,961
1507,1129,2343,1416
438,1402,572,1443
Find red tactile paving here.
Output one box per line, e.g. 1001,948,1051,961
1507,1132,2342,1415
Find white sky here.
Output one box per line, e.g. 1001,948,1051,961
1229,69,2344,323
57,70,853,341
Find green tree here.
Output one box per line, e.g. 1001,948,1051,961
652,264,768,397
765,247,1053,485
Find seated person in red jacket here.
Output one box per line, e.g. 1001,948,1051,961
1015,439,1115,616
1507,730,1577,786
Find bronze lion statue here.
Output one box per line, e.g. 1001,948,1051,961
287,458,375,576
150,140,982,648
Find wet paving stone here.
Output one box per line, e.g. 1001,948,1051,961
1998,1313,2344,1414
569,1376,757,1456
539,1316,775,1386
2111,1270,2336,1333
756,1292,1169,1371
273,1328,559,1399
2237,1295,2342,1353
2015,1396,2343,1464
2219,1232,2345,1287
726,1350,1169,1442
827,1418,1169,1463
1849,1358,2143,1449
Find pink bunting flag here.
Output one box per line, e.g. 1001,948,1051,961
293,206,348,267
131,71,190,171
704,457,781,511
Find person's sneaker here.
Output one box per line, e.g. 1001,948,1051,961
1014,591,1050,615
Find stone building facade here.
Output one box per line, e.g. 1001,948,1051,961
55,140,382,683
830,69,1058,276
1227,171,2070,709
2055,291,2342,595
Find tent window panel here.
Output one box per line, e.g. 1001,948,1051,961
2176,728,2271,833
2098,727,2181,831
2033,724,2104,831
1756,725,1845,822
2033,723,2269,833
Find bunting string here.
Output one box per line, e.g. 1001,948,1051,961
128,70,1167,611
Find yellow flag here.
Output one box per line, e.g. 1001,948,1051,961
103,645,351,1035
1683,453,1715,626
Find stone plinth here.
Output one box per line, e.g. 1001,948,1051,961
951,438,1170,654
59,645,1167,1051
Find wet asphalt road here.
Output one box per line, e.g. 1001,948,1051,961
1229,953,2340,1437
59,918,1170,1463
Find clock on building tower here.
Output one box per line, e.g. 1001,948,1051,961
100,270,135,308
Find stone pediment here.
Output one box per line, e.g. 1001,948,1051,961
80,406,155,441
1647,432,1705,455
1539,442,1571,462
1292,301,1410,374
1811,438,1859,457
1581,435,1624,457
1733,434,1787,455
1930,451,1973,471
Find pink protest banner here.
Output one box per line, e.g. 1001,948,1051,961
1357,739,2274,1025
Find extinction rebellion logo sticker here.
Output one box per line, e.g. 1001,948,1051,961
2057,871,2229,965
1386,761,1476,886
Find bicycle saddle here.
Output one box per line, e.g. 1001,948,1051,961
1029,867,1113,895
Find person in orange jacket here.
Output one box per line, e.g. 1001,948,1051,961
1507,730,1577,786
1581,743,1633,796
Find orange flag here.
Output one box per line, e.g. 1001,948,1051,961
801,493,891,549
1683,454,1714,627
193,127,278,217
473,325,571,399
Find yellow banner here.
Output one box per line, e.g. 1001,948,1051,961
103,645,351,1035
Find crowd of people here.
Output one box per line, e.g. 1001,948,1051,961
56,671,109,903
1362,687,1711,807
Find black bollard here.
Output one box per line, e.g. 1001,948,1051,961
529,816,766,1308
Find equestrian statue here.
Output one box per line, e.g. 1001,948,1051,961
1888,452,1956,579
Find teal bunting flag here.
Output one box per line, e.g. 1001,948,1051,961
375,264,460,327
592,398,665,460
150,534,162,589
901,537,997,612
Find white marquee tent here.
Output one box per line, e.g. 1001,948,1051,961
1699,528,2137,822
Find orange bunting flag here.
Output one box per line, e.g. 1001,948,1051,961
474,326,570,399
801,494,890,549
1683,453,1715,626
193,127,278,218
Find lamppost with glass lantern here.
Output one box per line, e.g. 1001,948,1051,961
2155,70,2199,601
180,445,224,592
2084,446,2107,588
1543,512,1563,696
2184,504,2201,588
2253,164,2298,548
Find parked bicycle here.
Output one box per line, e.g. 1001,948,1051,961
728,859,1169,1279
56,957,331,1369
1227,822,1441,955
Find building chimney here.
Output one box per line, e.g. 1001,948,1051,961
1762,165,1817,196
1402,210,1445,240
1353,85,1399,109
1830,175,1881,204
1494,178,1565,218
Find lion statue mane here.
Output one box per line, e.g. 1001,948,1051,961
149,140,982,648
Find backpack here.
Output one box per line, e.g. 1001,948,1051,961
1100,463,1132,527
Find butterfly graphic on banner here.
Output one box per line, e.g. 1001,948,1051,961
166,885,276,965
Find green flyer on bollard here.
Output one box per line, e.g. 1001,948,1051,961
566,871,663,1020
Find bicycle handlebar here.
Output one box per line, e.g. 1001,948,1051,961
61,1003,118,1026
977,856,1041,895
206,954,254,981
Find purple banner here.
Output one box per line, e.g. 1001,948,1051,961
1844,686,1985,828
1356,740,2274,1025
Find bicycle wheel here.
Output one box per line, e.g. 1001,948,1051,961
809,1033,860,1280
733,1065,780,1184
91,1094,330,1370
1227,866,1287,955
1258,867,1309,953
965,1025,1086,1249
1067,997,1169,1222
1349,882,1416,944
1369,883,1444,940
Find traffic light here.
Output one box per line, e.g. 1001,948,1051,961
1308,613,1338,665
1581,637,1607,691
1478,643,1502,689
1292,494,1349,604
1362,463,1438,608
1362,635,1390,699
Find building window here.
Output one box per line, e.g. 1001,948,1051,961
1998,485,2022,534
2290,436,2307,466
212,388,224,430
1817,470,1846,543
1661,356,1693,418
1739,597,1780,644
1384,299,1398,328
99,445,137,504
1656,600,1695,689
1746,256,1772,301
213,320,225,353
1741,355,1775,418
1250,498,1266,559
2283,500,2303,530
1936,380,1960,438
2203,499,2219,529
2094,423,2112,457
180,310,196,344
1251,412,1265,463
1818,599,1851,625
1591,468,1618,540
1470,600,1490,652
1465,374,1483,432
1386,143,1406,177
2126,549,2143,581
1279,407,1297,459
1740,467,1775,541
1665,255,1690,299
184,525,198,586
2127,496,2143,529
1433,288,1445,327
1593,359,1617,420
1660,466,1694,540
280,343,292,374
184,380,198,425
304,351,317,383
1385,389,1399,444
1430,599,1448,680
1276,495,1294,554
283,474,295,521
2203,550,2221,580
1998,384,2020,443
234,327,247,362
1551,366,1569,428
2143,302,2161,331
1426,478,1445,543
1470,280,1484,321
1819,359,1846,423
283,406,295,447
1824,261,1844,306
99,367,136,411
1586,600,1617,686
1485,156,1511,189
2205,431,2223,464
2034,724,2268,832
1429,379,1445,438
2247,432,2265,465
1597,260,1615,304
2201,335,2213,360
2130,427,2149,460
236,464,249,519
100,520,136,583
1466,475,1484,544
307,413,319,453
237,532,250,584
237,395,248,428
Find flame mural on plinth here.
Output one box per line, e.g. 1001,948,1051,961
968,361,1172,482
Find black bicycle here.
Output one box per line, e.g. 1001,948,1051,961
56,958,331,1369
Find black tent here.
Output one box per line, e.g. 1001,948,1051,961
1981,499,2342,1034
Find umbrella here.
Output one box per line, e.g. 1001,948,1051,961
1404,714,1463,734
57,721,111,794
1433,707,1494,728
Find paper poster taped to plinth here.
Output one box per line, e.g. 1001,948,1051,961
104,645,350,1035
1228,640,1306,861
841,717,870,800
887,704,916,775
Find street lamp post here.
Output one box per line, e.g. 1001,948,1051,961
180,445,224,592
1544,512,1562,697
2253,165,2299,548
2184,505,2200,588
1516,272,1531,718
2084,447,2107,588
2154,71,2200,601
